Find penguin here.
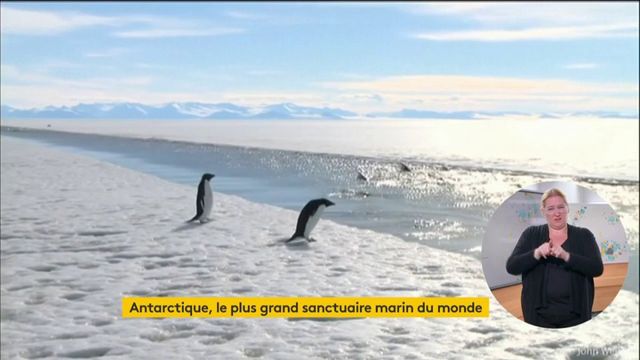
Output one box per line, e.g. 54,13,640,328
398,162,411,172
187,173,215,223
287,198,335,243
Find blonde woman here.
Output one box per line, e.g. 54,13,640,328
506,188,603,328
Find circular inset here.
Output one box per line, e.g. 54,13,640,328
482,181,629,328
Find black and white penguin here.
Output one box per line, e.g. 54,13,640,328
287,198,335,243
398,162,411,172
187,173,215,223
356,170,368,182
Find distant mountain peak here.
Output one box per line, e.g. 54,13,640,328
1,102,636,120
0,102,357,120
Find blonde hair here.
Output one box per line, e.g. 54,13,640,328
540,188,568,209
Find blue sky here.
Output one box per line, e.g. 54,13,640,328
1,2,638,114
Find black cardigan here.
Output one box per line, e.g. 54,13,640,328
506,224,604,327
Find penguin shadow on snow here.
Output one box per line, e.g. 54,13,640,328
267,236,313,250
171,220,214,233
266,198,335,250
267,238,315,251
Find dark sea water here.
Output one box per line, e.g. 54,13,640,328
2,126,637,292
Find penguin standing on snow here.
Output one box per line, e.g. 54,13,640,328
398,162,411,172
287,198,335,243
356,170,368,182
187,173,215,223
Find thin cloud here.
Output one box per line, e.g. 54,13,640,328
1,63,153,89
413,23,638,42
564,63,599,70
1,6,245,39
224,8,309,27
0,6,120,35
320,74,639,112
322,75,638,95
3,81,637,114
245,69,283,77
133,63,170,70
337,93,385,104
0,64,20,78
409,3,639,27
0,83,321,109
0,64,309,108
113,27,244,38
332,72,377,81
407,3,639,42
224,11,266,20
3,64,637,113
84,48,131,58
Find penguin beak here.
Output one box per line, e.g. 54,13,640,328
328,200,335,207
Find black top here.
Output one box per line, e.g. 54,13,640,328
546,258,572,301
506,224,604,328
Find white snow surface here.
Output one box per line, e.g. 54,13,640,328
1,137,638,359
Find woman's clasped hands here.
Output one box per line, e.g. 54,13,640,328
534,241,570,262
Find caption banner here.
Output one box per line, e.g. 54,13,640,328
123,297,489,318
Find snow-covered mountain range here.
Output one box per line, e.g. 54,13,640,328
0,102,356,120
1,102,637,120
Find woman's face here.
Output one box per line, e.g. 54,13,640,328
543,195,569,230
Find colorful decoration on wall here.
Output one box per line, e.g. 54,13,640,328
572,206,588,223
602,211,621,225
514,204,541,223
599,239,626,262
